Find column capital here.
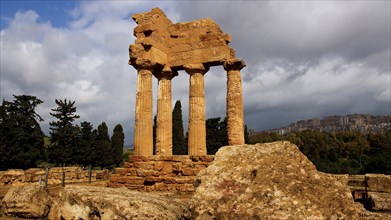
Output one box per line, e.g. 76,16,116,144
154,65,178,80
184,64,209,75
223,58,246,71
134,58,157,70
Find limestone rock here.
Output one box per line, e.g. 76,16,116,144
366,174,391,193
1,185,50,218
49,185,191,219
368,192,391,211
0,169,26,186
191,141,361,219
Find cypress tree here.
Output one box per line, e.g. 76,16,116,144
111,124,124,166
172,100,185,155
76,121,95,166
48,99,80,166
95,122,112,167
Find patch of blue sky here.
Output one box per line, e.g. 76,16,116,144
1,0,78,30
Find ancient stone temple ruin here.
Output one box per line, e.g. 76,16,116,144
109,8,245,191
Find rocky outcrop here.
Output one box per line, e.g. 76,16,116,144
1,185,50,218
48,186,191,220
191,141,361,219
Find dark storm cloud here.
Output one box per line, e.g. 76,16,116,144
173,1,390,131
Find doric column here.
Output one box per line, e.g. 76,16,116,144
184,64,209,155
155,69,177,155
224,58,246,145
133,59,155,156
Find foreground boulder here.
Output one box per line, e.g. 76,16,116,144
1,185,50,218
191,141,361,219
49,185,191,219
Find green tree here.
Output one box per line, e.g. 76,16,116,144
172,100,186,155
0,100,8,169
248,131,281,144
111,124,124,166
76,121,95,166
48,99,80,166
95,122,112,167
0,95,45,169
364,130,391,174
206,117,228,155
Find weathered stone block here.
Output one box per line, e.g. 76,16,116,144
193,168,204,175
199,155,214,162
348,175,366,189
126,177,144,185
2,185,50,218
182,168,195,176
366,174,391,193
155,155,173,161
163,177,176,184
143,177,163,184
174,177,193,184
172,155,190,162
130,155,150,162
144,185,156,192
182,162,194,168
184,184,195,192
125,168,137,176
109,175,128,184
172,162,182,171
123,162,133,168
190,156,201,162
136,169,159,177
154,162,173,173
194,163,209,169
114,168,127,175
134,162,154,170
176,183,195,192
368,192,391,211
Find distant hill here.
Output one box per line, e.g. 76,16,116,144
259,114,391,135
123,146,133,154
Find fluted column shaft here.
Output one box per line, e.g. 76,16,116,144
134,59,154,156
155,70,177,155
224,59,246,145
184,64,209,155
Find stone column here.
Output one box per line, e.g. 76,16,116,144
155,69,177,155
184,64,209,155
134,59,155,156
224,58,246,145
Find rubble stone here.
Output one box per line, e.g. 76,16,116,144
1,185,50,218
191,142,361,219
47,186,192,220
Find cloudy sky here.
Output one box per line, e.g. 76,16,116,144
1,1,390,145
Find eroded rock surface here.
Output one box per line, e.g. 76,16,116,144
1,185,50,218
191,141,361,219
49,185,191,220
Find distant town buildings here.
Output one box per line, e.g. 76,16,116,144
267,114,391,135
